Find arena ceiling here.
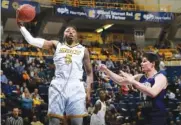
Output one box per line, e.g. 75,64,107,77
1,7,181,40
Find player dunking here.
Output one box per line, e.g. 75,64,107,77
16,12,93,125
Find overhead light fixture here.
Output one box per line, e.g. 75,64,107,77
103,24,114,30
96,28,103,33
95,24,114,33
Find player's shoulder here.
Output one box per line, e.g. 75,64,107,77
76,44,85,48
155,72,167,79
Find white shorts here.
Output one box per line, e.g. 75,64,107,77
47,78,87,119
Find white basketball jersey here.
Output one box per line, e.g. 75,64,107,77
53,43,85,80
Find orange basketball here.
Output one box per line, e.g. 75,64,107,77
17,4,36,22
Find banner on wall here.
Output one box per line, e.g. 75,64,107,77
1,0,40,13
54,5,174,23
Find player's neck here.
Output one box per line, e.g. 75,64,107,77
146,69,157,78
65,41,78,47
100,98,105,102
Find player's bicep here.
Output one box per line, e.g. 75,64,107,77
151,74,167,96
43,40,58,49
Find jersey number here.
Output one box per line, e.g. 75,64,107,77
65,54,72,64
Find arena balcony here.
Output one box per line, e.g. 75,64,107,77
32,0,171,12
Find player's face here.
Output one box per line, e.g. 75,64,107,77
141,57,154,72
64,27,77,43
99,90,106,100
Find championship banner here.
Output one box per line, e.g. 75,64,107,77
1,0,40,13
54,5,174,23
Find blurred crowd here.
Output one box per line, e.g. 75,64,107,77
1,36,181,125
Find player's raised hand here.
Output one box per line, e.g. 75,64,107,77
16,7,23,27
97,64,108,72
120,71,135,84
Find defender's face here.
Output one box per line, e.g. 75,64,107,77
141,57,154,72
64,27,77,43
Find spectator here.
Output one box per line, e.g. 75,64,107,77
0,70,8,84
96,89,107,125
4,81,17,96
20,82,27,93
22,70,30,82
0,88,6,100
31,115,43,125
31,88,42,100
21,88,30,98
105,58,115,69
159,59,167,76
175,89,181,100
21,90,33,118
167,90,176,100
90,101,103,125
16,61,25,75
6,107,23,125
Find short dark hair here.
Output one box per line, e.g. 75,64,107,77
65,25,77,32
143,52,160,71
98,89,105,96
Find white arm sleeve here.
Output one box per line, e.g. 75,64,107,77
20,26,44,48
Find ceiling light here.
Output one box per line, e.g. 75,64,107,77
103,24,114,30
96,28,103,33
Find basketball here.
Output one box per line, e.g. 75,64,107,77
17,4,36,22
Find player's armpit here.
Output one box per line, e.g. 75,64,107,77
43,40,59,49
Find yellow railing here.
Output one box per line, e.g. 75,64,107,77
32,0,171,12
112,44,120,58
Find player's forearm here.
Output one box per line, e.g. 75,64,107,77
19,26,44,48
86,74,93,92
104,68,124,84
132,80,156,98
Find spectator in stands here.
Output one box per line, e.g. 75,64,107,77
176,111,181,125
105,58,115,70
31,88,41,100
31,115,43,125
14,85,21,96
20,82,27,93
4,81,17,96
120,85,129,95
6,107,23,125
136,104,144,125
159,59,167,76
14,59,20,69
175,89,181,100
96,89,107,125
21,90,33,118
98,52,168,124
95,58,102,66
175,77,181,88
22,70,30,83
167,90,176,100
16,61,25,75
21,88,30,98
0,70,8,84
90,101,102,125
0,88,6,101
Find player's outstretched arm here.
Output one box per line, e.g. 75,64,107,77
98,64,131,85
16,12,58,49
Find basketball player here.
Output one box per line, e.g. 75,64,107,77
96,89,107,125
99,52,167,125
16,14,93,125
